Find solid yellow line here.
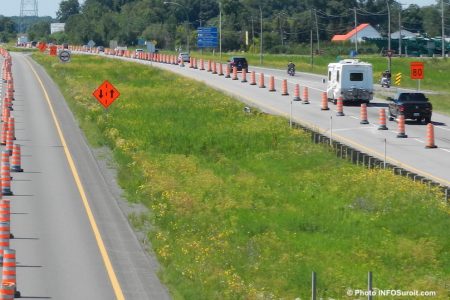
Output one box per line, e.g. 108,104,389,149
24,57,125,299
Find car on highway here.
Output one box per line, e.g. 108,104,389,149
135,48,144,58
178,52,190,63
387,92,432,123
227,56,248,72
97,46,105,52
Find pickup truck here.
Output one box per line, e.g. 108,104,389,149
387,92,432,124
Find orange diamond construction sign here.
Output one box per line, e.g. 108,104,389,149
92,80,120,109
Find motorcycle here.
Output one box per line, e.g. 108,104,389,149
287,66,295,76
380,71,391,88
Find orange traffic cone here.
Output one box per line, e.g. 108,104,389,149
232,67,238,80
0,200,10,223
321,92,329,110
207,60,212,72
189,57,194,68
378,108,388,130
293,84,301,101
281,79,289,96
218,63,223,76
0,222,9,264
336,97,345,116
10,145,22,173
194,58,198,69
7,118,14,140
396,114,408,138
0,154,12,196
200,59,205,70
259,73,265,88
302,87,310,104
212,62,217,74
225,64,231,78
0,282,15,300
425,123,437,148
360,103,369,124
249,71,256,85
241,69,247,83
0,123,8,146
5,131,13,156
268,76,276,92
1,249,20,298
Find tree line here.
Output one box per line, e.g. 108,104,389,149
2,0,449,53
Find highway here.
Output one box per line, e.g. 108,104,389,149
87,51,450,188
3,52,170,299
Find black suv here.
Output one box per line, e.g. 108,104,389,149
387,92,432,123
227,57,248,72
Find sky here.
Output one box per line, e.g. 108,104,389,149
0,0,438,18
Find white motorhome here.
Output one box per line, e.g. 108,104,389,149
326,59,373,103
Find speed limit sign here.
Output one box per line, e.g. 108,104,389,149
410,62,424,80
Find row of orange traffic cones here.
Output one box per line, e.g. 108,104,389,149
0,48,22,299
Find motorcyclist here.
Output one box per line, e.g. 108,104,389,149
381,70,391,87
287,61,295,75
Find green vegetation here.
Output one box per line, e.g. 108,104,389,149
54,1,448,55
33,52,450,299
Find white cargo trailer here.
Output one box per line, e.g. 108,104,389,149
326,59,373,103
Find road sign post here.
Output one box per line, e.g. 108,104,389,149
410,62,424,91
93,80,120,109
59,50,71,63
49,46,57,56
197,27,218,49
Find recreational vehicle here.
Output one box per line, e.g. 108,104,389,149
326,59,373,103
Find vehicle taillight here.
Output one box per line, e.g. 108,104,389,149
399,105,405,112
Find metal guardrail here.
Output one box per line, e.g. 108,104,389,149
291,121,450,204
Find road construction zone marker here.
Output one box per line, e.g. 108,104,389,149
395,72,402,86
425,123,437,148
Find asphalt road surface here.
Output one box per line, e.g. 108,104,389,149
4,53,170,299
89,52,450,188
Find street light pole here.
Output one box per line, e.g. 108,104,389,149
164,1,189,52
387,1,391,72
219,1,222,61
260,6,263,65
442,0,445,58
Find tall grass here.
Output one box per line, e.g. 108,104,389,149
33,53,450,300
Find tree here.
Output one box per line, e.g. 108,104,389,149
28,20,51,41
57,0,81,22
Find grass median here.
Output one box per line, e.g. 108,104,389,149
32,52,450,300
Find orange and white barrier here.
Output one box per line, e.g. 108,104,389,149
293,84,300,101
396,114,407,138
11,145,23,173
425,123,437,148
268,76,275,92
360,103,369,124
321,92,329,110
241,69,247,83
281,79,288,96
336,97,344,116
378,108,388,130
249,71,256,85
259,73,265,88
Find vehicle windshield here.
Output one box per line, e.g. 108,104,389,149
397,93,427,102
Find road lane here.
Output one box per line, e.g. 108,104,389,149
7,52,170,299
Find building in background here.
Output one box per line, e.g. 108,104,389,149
50,23,65,34
331,24,381,42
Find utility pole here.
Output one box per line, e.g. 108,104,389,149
310,9,314,68
260,6,263,65
279,15,284,47
387,1,391,72
314,9,320,53
442,0,445,58
399,9,402,56
354,7,358,53
387,1,391,52
251,16,255,54
219,1,222,61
